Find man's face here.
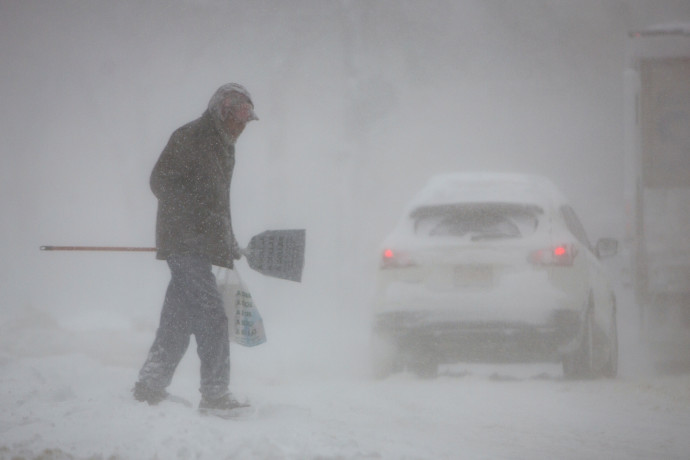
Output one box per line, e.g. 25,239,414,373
231,101,256,124
223,96,256,139
224,115,247,139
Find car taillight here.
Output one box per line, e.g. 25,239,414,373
380,248,416,269
529,244,578,266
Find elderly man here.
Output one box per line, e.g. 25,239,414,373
133,83,258,415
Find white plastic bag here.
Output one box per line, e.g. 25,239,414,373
217,268,267,347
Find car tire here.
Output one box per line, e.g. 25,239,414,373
602,308,618,378
409,358,438,379
371,332,402,379
563,307,595,379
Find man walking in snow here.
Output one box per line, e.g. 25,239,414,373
133,83,258,414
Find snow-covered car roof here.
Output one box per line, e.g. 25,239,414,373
405,172,567,212
629,22,690,37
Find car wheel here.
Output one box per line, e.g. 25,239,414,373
371,332,402,379
408,358,438,379
563,307,594,379
602,309,618,378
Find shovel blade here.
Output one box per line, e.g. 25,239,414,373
246,229,305,282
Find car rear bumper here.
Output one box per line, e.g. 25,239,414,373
373,309,581,363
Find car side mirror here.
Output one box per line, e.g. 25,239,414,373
595,238,618,259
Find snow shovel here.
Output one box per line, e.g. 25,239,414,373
243,229,306,282
40,229,306,283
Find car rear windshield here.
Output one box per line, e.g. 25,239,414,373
410,203,543,240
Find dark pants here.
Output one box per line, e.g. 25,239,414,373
137,253,230,400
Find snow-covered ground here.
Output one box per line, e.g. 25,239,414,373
2,283,690,460
5,2,690,459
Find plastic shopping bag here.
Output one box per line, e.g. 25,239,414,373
217,268,267,347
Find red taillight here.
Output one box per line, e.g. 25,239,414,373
380,248,415,269
529,244,578,266
553,246,567,257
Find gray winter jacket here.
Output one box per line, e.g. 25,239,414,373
151,110,237,268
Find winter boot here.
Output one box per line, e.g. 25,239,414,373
199,392,250,418
132,381,169,405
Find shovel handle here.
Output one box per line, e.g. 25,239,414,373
40,246,157,252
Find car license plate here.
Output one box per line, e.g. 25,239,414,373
454,265,493,287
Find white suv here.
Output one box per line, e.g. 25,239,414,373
371,173,618,378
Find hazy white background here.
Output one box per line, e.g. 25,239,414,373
4,2,690,459
2,0,690,392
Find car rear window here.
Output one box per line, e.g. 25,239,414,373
410,203,542,240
